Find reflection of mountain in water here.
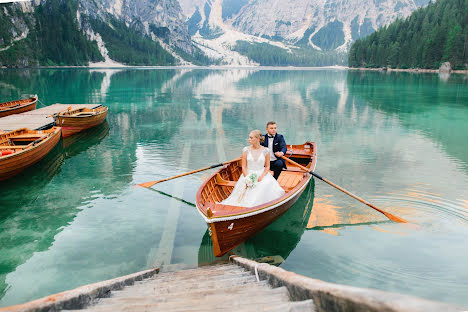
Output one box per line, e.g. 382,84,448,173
198,180,315,265
347,71,468,170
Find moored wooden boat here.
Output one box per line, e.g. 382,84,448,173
196,141,317,257
0,96,38,118
55,106,108,138
0,127,62,181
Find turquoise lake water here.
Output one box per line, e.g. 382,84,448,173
0,68,467,307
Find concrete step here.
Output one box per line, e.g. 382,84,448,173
153,264,245,277
95,286,288,306
159,263,198,272
79,290,291,312
139,273,253,287
115,275,258,296
261,299,316,312
109,280,271,299
140,269,247,282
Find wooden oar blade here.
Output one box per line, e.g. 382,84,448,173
138,181,158,188
384,212,408,223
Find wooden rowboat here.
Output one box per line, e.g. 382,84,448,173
0,96,38,118
54,106,108,138
0,127,62,181
196,141,317,257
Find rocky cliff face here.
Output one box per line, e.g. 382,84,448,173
78,0,193,53
0,0,194,67
183,0,430,52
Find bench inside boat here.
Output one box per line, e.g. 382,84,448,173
0,130,52,151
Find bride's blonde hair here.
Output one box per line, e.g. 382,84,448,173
250,129,265,143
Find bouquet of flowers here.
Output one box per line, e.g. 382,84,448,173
245,173,258,188
237,173,258,204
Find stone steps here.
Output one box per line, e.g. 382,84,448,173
109,280,271,299
62,263,316,312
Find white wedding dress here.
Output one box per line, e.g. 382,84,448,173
221,146,285,207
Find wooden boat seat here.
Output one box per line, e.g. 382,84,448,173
215,174,236,187
283,167,307,173
74,113,94,117
277,171,303,192
10,134,48,140
0,145,28,149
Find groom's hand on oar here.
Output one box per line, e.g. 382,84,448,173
280,156,409,223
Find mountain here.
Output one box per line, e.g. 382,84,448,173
1,0,432,67
181,0,431,65
348,0,468,69
0,0,206,67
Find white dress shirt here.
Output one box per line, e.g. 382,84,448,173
267,136,277,161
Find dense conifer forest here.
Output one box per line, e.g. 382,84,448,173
233,41,347,66
348,0,467,69
0,0,103,67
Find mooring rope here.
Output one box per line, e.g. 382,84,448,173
254,264,260,282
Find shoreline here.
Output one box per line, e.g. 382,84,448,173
348,67,468,74
0,65,348,70
1,65,467,74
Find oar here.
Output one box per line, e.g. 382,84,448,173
137,157,241,188
280,156,408,223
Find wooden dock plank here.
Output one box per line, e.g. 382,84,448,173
0,104,101,132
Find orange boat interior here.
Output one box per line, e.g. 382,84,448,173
197,142,316,218
0,128,57,154
0,96,37,109
59,106,107,117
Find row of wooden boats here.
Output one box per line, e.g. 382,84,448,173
0,97,108,181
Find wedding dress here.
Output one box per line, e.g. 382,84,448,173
221,146,285,207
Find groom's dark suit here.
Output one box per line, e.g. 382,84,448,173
262,133,287,180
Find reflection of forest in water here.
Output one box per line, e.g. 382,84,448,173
347,71,468,171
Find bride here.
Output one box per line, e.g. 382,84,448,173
221,130,285,207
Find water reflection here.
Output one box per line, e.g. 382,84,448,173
198,180,315,265
0,123,110,299
347,71,468,170
0,68,467,307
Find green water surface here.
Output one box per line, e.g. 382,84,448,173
0,68,467,307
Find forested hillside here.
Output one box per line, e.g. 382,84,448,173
348,0,467,69
233,41,347,66
0,1,103,67
0,0,203,67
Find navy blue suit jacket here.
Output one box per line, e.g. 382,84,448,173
262,133,287,168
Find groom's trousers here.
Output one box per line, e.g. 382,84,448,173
270,160,283,180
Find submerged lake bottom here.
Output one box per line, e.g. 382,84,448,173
0,68,467,307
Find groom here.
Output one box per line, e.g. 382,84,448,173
262,121,287,180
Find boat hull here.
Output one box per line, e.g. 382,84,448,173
0,97,37,118
56,107,107,138
0,127,62,181
208,178,311,257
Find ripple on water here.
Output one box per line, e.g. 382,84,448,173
372,184,468,231
307,183,468,236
